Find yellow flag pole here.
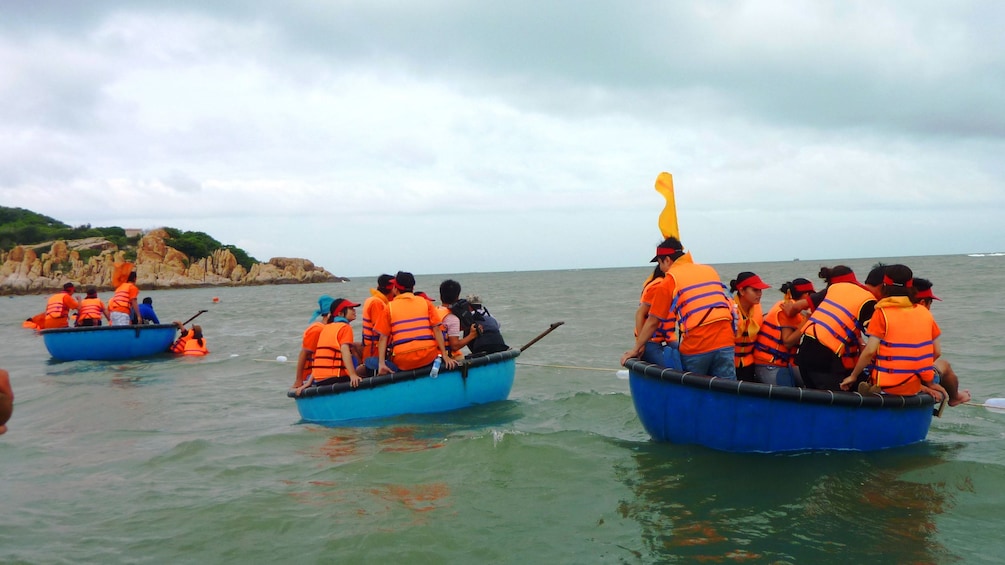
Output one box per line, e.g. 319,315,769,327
654,172,679,239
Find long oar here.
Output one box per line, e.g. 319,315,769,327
182,309,209,326
963,398,1005,411
519,321,564,352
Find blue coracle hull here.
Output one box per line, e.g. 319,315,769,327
291,349,519,425
40,324,178,361
626,359,936,453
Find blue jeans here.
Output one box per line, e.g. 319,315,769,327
642,341,683,370
363,357,398,375
681,346,737,380
754,364,795,386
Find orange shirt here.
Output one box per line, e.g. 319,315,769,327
375,293,443,370
649,262,734,356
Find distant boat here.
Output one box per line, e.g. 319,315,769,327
289,349,519,425
625,358,938,453
40,324,178,361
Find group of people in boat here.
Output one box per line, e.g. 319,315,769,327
622,236,971,407
24,273,208,357
291,271,508,395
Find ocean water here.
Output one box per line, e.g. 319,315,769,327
2,255,1004,564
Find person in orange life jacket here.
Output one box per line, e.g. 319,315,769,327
439,279,479,359
635,261,682,370
75,286,110,327
753,278,815,386
376,271,456,374
298,298,364,392
109,271,142,326
913,277,971,407
621,237,737,379
730,272,770,382
0,368,13,435
462,295,508,355
840,265,947,400
292,294,334,391
862,263,888,300
170,322,207,355
23,311,46,330
361,275,399,375
42,282,80,329
794,266,876,391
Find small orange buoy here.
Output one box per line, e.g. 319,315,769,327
212,297,220,303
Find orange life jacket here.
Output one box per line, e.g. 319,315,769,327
668,262,734,340
77,297,105,322
109,283,136,314
870,299,936,395
361,290,390,359
753,301,801,366
183,337,208,356
733,300,762,368
801,282,874,369
642,277,677,345
388,294,437,358
45,293,71,320
300,321,324,381
311,322,351,381
171,334,189,354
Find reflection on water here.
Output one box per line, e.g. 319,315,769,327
617,442,966,563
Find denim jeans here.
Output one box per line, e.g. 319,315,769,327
363,357,398,375
642,341,683,370
681,346,737,379
754,364,795,386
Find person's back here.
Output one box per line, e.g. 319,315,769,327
109,272,141,326
76,286,108,327
138,297,160,324
377,271,454,374
43,283,80,329
466,296,508,354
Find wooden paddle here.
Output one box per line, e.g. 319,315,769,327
519,321,564,352
182,310,209,325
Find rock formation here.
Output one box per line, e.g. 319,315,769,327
0,229,345,295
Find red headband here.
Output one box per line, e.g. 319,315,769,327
654,246,681,258
915,288,941,301
793,282,815,293
882,274,913,287
828,273,858,285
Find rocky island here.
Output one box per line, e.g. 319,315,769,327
0,227,345,296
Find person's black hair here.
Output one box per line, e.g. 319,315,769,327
818,265,854,283
655,236,685,261
395,271,416,291
881,264,915,299
377,274,395,293
650,264,664,280
127,271,137,282
864,263,888,286
779,277,814,299
439,279,461,304
913,277,934,304
142,297,153,305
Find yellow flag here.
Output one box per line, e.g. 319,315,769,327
654,172,679,239
112,262,134,288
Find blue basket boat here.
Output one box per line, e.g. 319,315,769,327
289,349,519,425
40,324,178,361
625,358,939,453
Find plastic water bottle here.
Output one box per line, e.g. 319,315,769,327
430,356,442,378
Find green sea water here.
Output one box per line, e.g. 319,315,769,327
2,255,1004,564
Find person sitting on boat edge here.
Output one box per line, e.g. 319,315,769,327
0,369,13,436
42,282,80,329
292,294,334,392
794,266,876,391
75,286,110,327
438,279,478,359
360,274,399,375
137,297,160,324
634,262,681,370
461,294,509,355
171,322,208,356
621,237,737,379
912,277,971,407
840,264,948,401
109,271,142,326
297,298,364,393
376,271,456,374
752,278,815,386
730,272,769,382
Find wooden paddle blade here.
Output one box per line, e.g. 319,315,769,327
654,172,679,239
112,262,134,287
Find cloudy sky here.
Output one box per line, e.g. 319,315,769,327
2,1,1003,276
